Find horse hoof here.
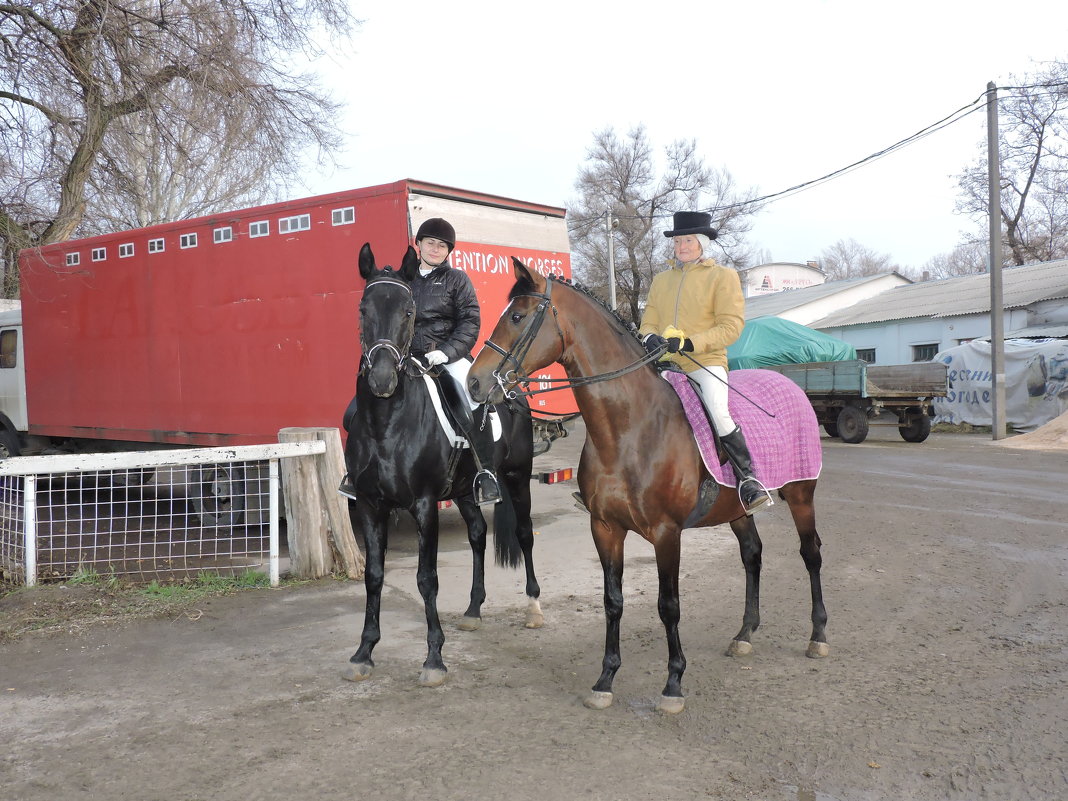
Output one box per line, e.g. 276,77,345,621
583,690,614,710
726,639,753,657
806,640,830,658
419,668,448,687
457,616,481,631
658,695,685,715
525,598,544,629
341,662,373,682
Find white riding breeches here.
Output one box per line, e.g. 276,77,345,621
443,357,479,410
688,365,737,435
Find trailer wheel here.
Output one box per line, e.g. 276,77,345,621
0,428,21,458
192,465,247,526
899,411,932,443
822,418,839,438
836,405,870,444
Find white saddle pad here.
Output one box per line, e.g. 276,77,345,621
421,374,502,447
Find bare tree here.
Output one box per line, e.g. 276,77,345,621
921,239,991,279
0,0,355,296
818,238,899,281
568,125,762,324
954,62,1068,267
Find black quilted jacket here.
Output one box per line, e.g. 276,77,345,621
410,262,481,362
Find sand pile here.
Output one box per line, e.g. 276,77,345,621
997,408,1068,451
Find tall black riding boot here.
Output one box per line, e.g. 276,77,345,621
467,411,502,506
720,427,771,515
337,392,359,500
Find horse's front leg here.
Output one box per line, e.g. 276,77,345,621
727,515,763,656
343,497,388,682
454,494,488,630
411,497,448,686
654,528,686,714
509,472,543,628
584,517,626,710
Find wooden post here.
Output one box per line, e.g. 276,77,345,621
278,427,365,580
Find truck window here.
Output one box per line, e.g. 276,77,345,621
0,330,16,369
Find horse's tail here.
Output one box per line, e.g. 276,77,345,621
492,480,523,569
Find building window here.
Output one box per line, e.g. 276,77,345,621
91,247,106,261
332,207,355,226
279,214,311,234
66,252,80,266
912,343,939,362
180,233,198,249
148,237,165,254
214,226,233,244
856,348,876,363
119,243,135,258
249,220,269,238
0,329,17,369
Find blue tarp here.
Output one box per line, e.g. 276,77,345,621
727,316,857,370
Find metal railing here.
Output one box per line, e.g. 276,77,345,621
0,441,325,587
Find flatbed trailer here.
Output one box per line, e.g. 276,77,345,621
759,359,949,443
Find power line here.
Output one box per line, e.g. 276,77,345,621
569,82,1068,228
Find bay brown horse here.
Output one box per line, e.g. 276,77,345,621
467,259,828,714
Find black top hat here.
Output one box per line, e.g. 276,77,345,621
663,211,718,239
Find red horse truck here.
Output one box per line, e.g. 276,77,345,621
2,179,574,462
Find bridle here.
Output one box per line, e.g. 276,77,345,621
482,275,663,402
359,272,415,376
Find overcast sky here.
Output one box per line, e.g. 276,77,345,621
300,0,1068,271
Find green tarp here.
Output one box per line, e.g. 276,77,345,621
727,316,857,369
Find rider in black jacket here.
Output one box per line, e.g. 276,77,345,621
339,217,502,505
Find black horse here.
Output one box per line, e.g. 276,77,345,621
342,243,542,688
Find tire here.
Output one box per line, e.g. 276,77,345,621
822,418,840,438
0,427,21,458
836,405,870,444
899,412,932,443
191,465,247,526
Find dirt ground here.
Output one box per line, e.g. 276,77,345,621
2,419,1066,801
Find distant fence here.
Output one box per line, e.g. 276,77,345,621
0,441,325,588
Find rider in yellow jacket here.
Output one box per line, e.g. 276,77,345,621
639,211,769,514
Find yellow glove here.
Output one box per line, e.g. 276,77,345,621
662,325,686,342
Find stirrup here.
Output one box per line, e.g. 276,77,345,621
473,470,501,506
337,474,358,502
572,491,589,512
737,477,772,515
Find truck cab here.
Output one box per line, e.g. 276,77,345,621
0,306,26,456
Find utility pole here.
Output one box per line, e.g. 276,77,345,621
986,81,1007,440
605,209,617,310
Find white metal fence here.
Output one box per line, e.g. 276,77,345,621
0,441,325,588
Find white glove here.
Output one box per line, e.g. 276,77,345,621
425,350,448,367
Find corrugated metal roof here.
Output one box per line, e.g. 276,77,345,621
810,259,1068,328
743,272,906,318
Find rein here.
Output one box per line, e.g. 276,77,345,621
483,275,664,402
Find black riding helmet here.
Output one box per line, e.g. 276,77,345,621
415,217,456,253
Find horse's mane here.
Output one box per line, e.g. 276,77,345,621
510,272,642,345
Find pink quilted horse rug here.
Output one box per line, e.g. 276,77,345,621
663,368,823,490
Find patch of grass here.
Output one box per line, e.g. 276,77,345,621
142,569,271,601
1,569,287,642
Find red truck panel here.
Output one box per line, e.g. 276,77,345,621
18,181,572,446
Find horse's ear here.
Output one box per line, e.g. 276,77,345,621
359,243,375,280
400,246,420,281
511,257,544,294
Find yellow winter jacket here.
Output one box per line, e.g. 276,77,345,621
638,258,745,371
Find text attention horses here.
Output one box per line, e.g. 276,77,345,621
468,259,828,713
342,244,542,688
